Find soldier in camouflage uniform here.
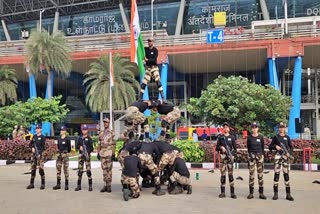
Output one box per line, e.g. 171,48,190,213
123,101,150,141
122,154,142,201
168,158,192,195
216,122,237,199
158,104,180,141
118,141,142,168
154,140,184,171
98,118,115,193
140,37,165,101
53,126,71,190
246,122,266,199
75,125,94,191
27,124,46,190
269,122,294,201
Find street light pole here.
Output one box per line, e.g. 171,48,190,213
151,0,154,36
284,0,288,35
39,9,45,32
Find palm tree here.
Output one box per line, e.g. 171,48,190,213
25,30,72,98
84,54,140,112
0,66,18,106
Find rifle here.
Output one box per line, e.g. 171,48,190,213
276,135,294,161
81,137,90,161
222,136,234,161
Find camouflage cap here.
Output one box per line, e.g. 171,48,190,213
103,118,110,122
279,122,287,128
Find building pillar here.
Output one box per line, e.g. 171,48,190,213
119,2,130,32
53,9,60,33
268,58,279,90
1,19,11,41
175,0,186,36
259,0,270,20
315,69,320,138
288,56,302,139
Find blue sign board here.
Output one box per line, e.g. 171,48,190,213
206,29,224,44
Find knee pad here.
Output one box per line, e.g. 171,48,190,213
161,120,169,128
143,118,148,125
141,83,147,89
78,170,83,177
39,169,45,176
128,131,134,139
274,173,280,182
31,170,36,176
220,176,226,184
228,174,234,182
86,170,92,177
284,173,289,182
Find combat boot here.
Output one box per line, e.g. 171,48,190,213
100,185,108,192
26,178,35,189
65,179,69,190
230,186,237,199
177,184,184,194
247,186,254,199
40,178,45,190
272,186,278,200
168,182,180,194
88,179,93,191
53,178,61,190
152,185,166,196
259,187,267,200
106,185,112,193
285,187,294,201
218,186,225,198
75,179,81,191
185,185,192,195
123,184,130,201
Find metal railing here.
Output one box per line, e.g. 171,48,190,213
0,24,319,57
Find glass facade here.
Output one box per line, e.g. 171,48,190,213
2,0,320,41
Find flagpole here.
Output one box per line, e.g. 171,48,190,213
109,52,113,130
151,0,154,36
284,0,288,35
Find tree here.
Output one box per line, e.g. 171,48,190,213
83,53,140,112
0,96,69,137
187,76,292,136
25,30,72,98
0,66,18,106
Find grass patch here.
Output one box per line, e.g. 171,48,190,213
312,157,320,164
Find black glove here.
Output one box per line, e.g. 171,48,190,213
97,153,101,161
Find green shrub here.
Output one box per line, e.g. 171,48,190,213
173,140,205,162
115,140,124,159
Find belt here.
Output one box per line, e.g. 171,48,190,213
100,145,113,149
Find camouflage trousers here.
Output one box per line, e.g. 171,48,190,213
121,174,140,197
164,107,181,124
56,153,69,180
138,153,160,185
248,153,264,188
78,156,91,179
30,155,45,180
126,106,146,124
273,154,290,188
159,151,184,171
140,66,163,95
118,150,130,168
101,156,113,185
170,171,191,185
220,154,234,187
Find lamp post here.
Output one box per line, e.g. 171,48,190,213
39,9,45,32
151,0,154,36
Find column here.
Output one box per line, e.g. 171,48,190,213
268,58,279,90
259,0,270,20
288,56,302,139
119,2,130,32
53,9,60,33
175,0,186,36
42,72,55,136
1,19,11,41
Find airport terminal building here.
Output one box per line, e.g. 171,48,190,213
1,0,320,138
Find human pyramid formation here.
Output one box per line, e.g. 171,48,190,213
25,37,295,202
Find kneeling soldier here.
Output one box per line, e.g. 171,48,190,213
53,126,71,190
122,155,142,201
75,125,94,191
246,122,266,199
168,158,192,195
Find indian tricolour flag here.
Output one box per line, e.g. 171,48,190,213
130,0,146,82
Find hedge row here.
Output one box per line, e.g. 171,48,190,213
0,139,57,160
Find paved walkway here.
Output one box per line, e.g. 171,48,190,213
0,164,319,214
